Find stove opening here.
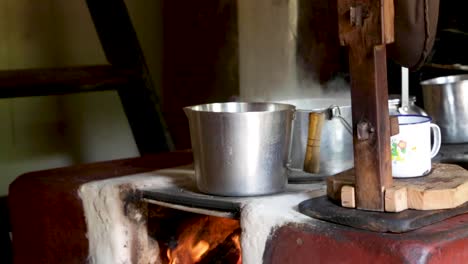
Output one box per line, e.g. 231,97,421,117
147,203,242,264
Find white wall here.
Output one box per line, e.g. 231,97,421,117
0,0,162,195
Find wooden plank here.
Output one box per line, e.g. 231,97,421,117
85,0,174,154
399,163,468,210
0,65,137,98
338,0,393,211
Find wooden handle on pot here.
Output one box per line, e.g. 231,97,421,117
303,112,325,174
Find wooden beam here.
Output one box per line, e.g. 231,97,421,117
338,0,394,211
0,65,137,98
383,0,395,44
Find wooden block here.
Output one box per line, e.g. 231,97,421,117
341,186,356,208
326,169,355,201
385,187,408,212
328,163,468,212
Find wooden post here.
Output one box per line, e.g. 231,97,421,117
337,0,394,211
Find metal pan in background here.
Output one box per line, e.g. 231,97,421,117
421,74,468,143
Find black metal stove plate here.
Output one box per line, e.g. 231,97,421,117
141,187,242,217
299,196,468,233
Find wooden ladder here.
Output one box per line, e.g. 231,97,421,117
0,0,174,154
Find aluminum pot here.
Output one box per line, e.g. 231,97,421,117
277,98,353,180
421,75,468,143
184,102,295,196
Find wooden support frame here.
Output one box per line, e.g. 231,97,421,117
0,0,174,154
338,0,394,211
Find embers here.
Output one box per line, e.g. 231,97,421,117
148,204,242,264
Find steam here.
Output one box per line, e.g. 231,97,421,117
238,0,350,103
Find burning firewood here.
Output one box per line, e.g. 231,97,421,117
197,228,242,264
166,215,241,264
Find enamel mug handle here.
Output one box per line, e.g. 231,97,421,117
430,123,442,158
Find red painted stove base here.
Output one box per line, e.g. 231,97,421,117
264,214,468,263
8,152,193,264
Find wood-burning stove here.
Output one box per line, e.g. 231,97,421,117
76,164,322,263
9,152,468,264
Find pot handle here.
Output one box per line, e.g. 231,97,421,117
329,105,353,135
303,112,325,173
430,123,442,158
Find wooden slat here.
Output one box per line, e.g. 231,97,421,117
0,65,137,98
86,0,174,154
383,0,395,44
338,0,393,211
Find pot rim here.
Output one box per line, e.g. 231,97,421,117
184,101,295,114
393,114,433,125
420,74,468,86
276,98,351,112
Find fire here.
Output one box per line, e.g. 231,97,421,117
232,234,242,264
191,240,210,261
166,216,241,264
167,239,209,264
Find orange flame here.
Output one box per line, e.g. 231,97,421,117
190,240,210,261
232,234,242,264
166,216,241,264
168,239,209,264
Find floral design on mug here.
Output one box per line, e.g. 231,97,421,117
391,139,407,162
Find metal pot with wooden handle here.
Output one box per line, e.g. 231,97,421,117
278,98,354,182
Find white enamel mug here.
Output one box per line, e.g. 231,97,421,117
391,115,441,178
